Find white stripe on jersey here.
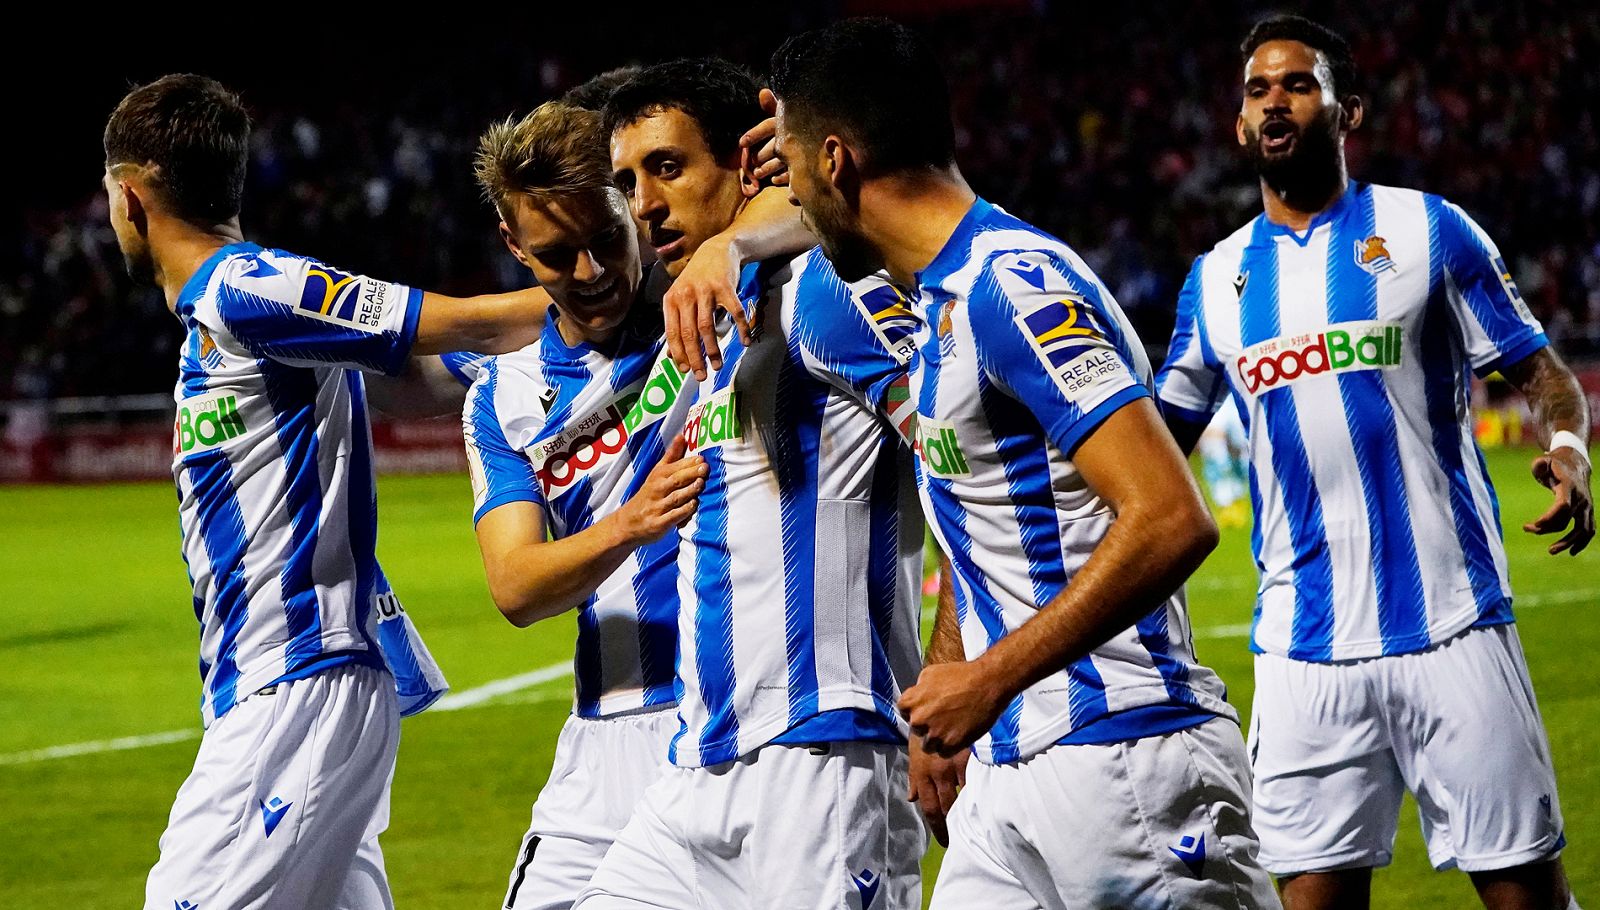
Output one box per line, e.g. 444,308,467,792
1157,183,1541,661
668,248,924,768
174,243,423,726
462,311,682,719
912,199,1233,766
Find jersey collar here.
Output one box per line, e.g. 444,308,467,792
175,241,260,320
1258,181,1365,247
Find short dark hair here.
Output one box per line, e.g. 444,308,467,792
562,65,644,113
1241,15,1359,99
104,74,250,223
601,58,762,160
769,18,955,175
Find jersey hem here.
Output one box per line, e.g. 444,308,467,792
971,683,1237,765
1250,596,1514,662
670,687,906,768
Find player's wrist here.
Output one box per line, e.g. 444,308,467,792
1548,430,1591,467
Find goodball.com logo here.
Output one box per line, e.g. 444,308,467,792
1237,320,1404,396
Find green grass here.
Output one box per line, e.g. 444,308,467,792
0,448,1594,907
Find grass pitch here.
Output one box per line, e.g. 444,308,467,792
1,447,1594,907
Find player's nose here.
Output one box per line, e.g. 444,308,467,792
574,249,604,284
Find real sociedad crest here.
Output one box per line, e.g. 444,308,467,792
1355,235,1397,275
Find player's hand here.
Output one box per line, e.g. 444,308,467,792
907,735,969,847
1524,448,1594,555
898,659,1009,758
663,234,751,381
615,434,707,545
741,90,787,187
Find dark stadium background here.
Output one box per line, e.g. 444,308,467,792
4,0,1596,409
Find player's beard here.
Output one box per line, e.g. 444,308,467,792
1246,108,1344,207
803,192,881,283
121,244,156,286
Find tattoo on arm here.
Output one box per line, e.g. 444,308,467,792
1503,348,1591,446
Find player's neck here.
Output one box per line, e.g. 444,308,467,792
861,167,977,288
152,218,245,313
1258,160,1349,231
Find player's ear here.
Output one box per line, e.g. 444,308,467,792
121,181,150,237
498,221,530,269
1341,95,1364,131
822,135,856,191
1235,113,1249,149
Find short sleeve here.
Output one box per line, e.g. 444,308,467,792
439,351,491,387
462,360,543,524
789,254,917,442
1429,196,1548,376
1155,255,1228,430
207,249,423,376
972,250,1149,456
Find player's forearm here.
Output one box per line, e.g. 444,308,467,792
1504,347,1591,446
485,515,646,626
925,554,965,665
721,186,814,266
974,496,1218,700
413,289,550,356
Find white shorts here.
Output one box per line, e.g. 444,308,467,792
144,663,400,910
503,708,679,910
574,740,924,910
1250,623,1567,874
929,717,1279,910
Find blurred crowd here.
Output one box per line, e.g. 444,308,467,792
4,0,1596,402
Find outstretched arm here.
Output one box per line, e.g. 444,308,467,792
413,288,552,357
1501,346,1593,555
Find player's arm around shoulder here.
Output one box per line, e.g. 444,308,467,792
412,287,551,358
473,433,709,627
1501,346,1594,556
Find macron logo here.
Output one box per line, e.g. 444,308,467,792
1005,259,1048,292
175,901,200,910
1170,833,1205,877
851,868,881,909
260,796,293,838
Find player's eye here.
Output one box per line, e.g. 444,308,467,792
658,161,681,179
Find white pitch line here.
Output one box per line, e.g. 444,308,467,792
0,660,572,768
0,729,202,767
10,587,1597,769
431,662,572,712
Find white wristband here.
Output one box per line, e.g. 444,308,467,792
1548,430,1591,466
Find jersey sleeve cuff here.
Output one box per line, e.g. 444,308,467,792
1053,384,1151,457
380,286,426,377
1156,397,1216,431
472,489,541,525
1474,332,1549,379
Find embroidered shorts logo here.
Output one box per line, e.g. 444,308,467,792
1236,320,1404,396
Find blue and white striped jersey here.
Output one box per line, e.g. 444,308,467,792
1156,183,1545,662
462,305,682,718
668,248,924,768
911,199,1234,766
172,242,426,727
